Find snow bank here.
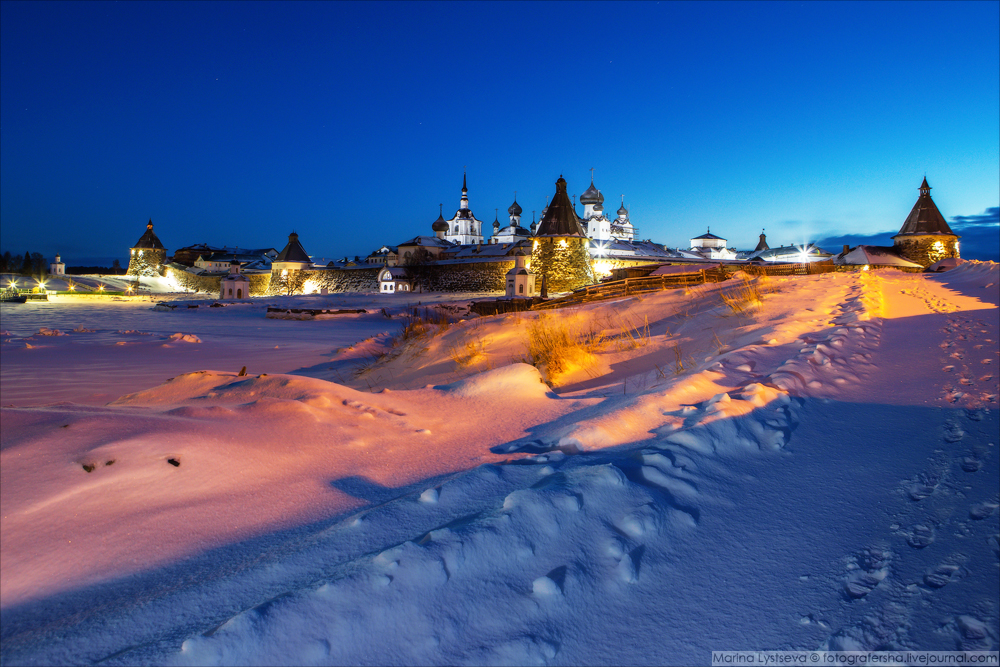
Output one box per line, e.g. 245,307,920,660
2,273,997,664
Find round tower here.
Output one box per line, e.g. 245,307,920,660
530,176,595,293
127,219,167,276
891,178,960,267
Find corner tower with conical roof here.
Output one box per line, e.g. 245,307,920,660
271,231,313,295
892,178,960,267
127,219,167,276
531,176,595,292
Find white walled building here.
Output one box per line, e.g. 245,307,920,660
491,196,533,244
378,267,413,293
690,229,737,260
220,258,250,300
443,173,484,245
580,177,636,250
505,252,536,297
49,254,65,275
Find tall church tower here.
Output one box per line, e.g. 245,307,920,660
443,172,484,245
892,178,960,267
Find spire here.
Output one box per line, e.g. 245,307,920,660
462,171,468,194
920,177,931,195
754,229,769,252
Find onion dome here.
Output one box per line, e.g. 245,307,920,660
431,204,448,233
580,181,602,205
617,201,628,217
508,197,522,216
493,214,501,232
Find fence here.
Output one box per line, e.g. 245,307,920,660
532,262,923,311
533,268,726,310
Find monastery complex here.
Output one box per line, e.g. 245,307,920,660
125,174,961,298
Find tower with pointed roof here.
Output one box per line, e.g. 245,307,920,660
892,178,960,267
443,173,484,245
754,230,769,253
531,176,595,292
271,231,313,294
127,219,167,276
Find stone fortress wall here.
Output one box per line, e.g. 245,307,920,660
162,255,660,297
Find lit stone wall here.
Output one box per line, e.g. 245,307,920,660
590,256,666,281
127,248,166,277
894,235,960,268
530,237,596,292
162,265,271,296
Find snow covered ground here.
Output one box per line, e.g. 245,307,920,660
1,264,998,665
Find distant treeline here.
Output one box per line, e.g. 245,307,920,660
1,251,47,278
0,251,123,277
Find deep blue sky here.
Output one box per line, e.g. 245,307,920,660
2,1,998,264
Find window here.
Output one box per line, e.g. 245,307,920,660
228,288,233,296
519,284,524,294
237,289,242,298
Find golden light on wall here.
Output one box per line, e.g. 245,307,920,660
928,240,946,264
592,259,614,280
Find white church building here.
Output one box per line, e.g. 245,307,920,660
442,173,485,245
689,228,738,260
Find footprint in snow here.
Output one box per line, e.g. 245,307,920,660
906,524,936,549
969,499,999,521
924,559,963,589
905,472,942,501
960,456,983,473
844,548,892,599
948,615,997,651
943,421,966,443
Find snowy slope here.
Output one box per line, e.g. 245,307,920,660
1,264,997,665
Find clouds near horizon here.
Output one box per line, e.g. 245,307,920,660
814,207,1000,262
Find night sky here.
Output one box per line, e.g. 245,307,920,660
1,1,998,265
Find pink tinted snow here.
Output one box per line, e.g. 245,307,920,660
1,264,997,621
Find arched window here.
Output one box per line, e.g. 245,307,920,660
519,284,524,294
237,288,242,298
228,288,233,296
